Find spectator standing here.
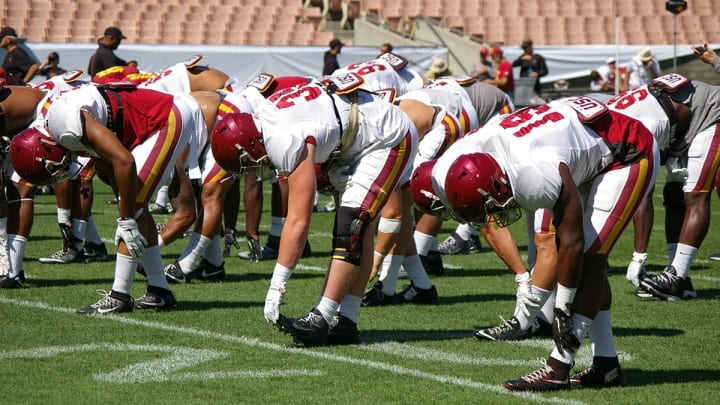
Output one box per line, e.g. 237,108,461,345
322,38,344,76
0,27,39,85
468,45,494,83
39,52,67,80
627,47,661,90
378,42,393,56
87,26,128,77
490,46,514,100
512,39,548,95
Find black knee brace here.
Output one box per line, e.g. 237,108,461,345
331,206,372,265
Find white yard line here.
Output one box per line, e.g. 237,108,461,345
0,297,584,405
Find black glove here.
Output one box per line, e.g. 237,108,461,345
246,236,262,262
223,228,240,257
552,306,581,355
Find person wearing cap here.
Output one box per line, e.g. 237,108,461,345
596,56,623,92
489,46,514,100
511,39,548,95
424,58,452,80
627,47,661,90
468,45,494,82
322,38,345,76
87,26,128,77
1,26,39,86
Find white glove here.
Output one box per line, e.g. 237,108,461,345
626,258,645,288
515,271,542,318
263,284,286,324
115,218,147,258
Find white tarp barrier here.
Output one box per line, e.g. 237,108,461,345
3,43,448,85
2,43,714,86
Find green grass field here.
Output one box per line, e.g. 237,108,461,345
1,178,719,405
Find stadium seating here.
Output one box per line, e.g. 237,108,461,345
1,0,719,46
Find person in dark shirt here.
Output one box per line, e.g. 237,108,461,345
87,26,128,77
511,39,548,95
1,26,39,85
322,38,344,76
39,51,67,80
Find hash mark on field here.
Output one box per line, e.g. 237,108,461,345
0,343,322,383
0,297,583,405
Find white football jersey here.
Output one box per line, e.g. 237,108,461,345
333,58,424,96
433,99,615,211
605,86,671,151
139,62,192,94
255,82,412,176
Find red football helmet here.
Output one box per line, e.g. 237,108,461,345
444,153,521,227
409,160,450,220
210,112,275,180
10,127,75,185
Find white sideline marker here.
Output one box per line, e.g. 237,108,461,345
0,297,584,405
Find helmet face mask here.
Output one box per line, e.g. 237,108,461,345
237,147,275,181
42,151,77,184
211,112,275,180
482,194,522,227
10,127,77,185
410,160,451,220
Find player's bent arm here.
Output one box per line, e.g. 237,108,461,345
552,163,585,290
82,111,138,218
277,143,317,269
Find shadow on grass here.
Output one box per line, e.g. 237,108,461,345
437,267,512,278
611,326,684,338
437,293,515,305
176,299,259,311
359,329,472,343
624,368,720,386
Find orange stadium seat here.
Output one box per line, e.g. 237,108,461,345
2,0,720,47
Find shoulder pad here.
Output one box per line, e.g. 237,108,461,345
374,88,397,103
62,69,84,83
449,76,476,86
563,96,608,123
324,72,364,94
653,73,691,92
377,52,409,71
246,73,275,93
183,55,204,69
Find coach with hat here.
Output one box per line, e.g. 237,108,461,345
88,26,129,76
1,26,39,85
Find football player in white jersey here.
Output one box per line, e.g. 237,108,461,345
10,83,207,314
29,72,114,267
0,83,48,288
611,74,719,300
212,74,418,347
419,96,659,390
162,76,309,283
